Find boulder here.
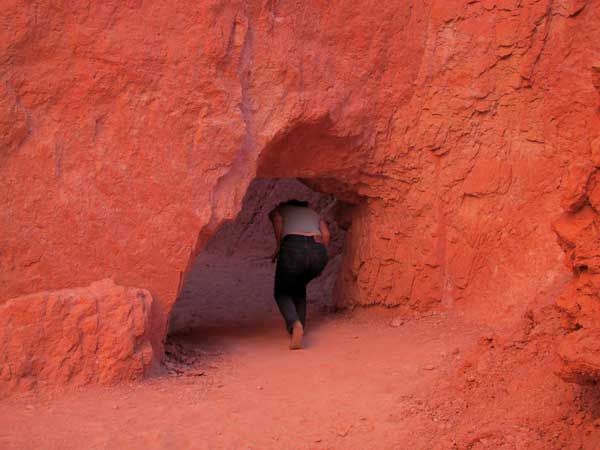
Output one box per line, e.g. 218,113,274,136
0,279,153,395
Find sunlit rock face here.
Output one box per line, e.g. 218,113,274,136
0,279,153,395
0,0,599,387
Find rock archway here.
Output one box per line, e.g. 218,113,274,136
167,177,347,338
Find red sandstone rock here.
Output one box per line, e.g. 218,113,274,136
592,64,600,105
0,279,153,395
0,0,599,390
0,82,28,151
557,329,600,385
552,58,600,386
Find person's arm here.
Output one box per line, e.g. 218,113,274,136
319,218,330,247
269,208,283,262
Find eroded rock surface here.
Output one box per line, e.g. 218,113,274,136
0,0,599,389
550,60,600,386
0,279,153,395
554,204,600,384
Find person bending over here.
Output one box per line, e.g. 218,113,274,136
269,199,330,350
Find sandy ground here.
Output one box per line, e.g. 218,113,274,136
1,250,599,449
0,309,484,450
2,179,599,449
0,245,487,450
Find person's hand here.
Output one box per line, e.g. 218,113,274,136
271,249,279,263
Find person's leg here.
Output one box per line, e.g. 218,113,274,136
292,282,307,328
274,271,300,334
306,240,329,281
274,237,305,334
292,240,328,333
274,292,299,333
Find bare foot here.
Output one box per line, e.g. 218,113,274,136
289,321,304,350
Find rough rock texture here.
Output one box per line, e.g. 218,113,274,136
551,58,600,386
0,279,153,395
1,0,599,385
554,167,600,384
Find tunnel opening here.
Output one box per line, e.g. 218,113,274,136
164,177,349,373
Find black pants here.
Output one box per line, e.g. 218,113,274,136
274,235,329,333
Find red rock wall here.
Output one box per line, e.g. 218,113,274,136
553,63,600,385
1,0,599,383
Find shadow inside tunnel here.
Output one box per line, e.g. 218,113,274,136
164,178,345,372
